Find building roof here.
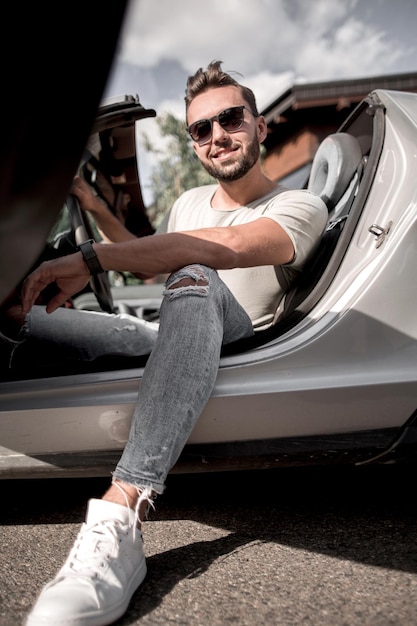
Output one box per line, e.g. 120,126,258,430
262,71,417,123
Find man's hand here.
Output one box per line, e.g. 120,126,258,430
21,253,90,315
70,176,100,213
71,175,136,244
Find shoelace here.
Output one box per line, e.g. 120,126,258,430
65,520,128,579
111,479,156,538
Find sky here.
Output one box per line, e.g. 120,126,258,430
102,0,417,202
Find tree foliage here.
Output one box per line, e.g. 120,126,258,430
142,113,214,226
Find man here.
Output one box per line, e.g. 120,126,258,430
24,61,327,626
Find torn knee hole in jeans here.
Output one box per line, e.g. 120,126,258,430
164,266,209,299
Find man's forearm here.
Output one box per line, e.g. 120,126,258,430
92,231,237,279
92,218,294,277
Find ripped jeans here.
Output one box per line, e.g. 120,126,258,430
18,265,254,494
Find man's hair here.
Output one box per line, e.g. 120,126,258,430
185,60,259,120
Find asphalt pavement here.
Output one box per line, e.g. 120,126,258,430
1,465,417,625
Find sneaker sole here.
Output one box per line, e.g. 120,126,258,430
26,559,147,626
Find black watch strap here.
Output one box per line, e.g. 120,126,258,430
78,239,104,276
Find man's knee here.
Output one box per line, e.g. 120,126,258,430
168,276,208,289
165,265,210,297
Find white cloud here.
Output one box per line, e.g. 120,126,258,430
120,0,289,74
245,71,294,111
118,0,414,84
294,16,405,80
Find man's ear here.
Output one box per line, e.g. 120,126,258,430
257,115,268,143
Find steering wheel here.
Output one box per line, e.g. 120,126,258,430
66,193,114,313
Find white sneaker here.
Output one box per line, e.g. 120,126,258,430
26,499,147,626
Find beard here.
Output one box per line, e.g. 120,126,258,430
200,135,260,182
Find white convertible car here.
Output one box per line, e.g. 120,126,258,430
1,84,417,479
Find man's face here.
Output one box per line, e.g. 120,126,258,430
187,86,266,182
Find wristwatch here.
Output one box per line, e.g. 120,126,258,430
77,239,104,276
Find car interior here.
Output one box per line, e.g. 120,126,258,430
0,93,382,380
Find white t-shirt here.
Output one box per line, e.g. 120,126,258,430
158,184,327,329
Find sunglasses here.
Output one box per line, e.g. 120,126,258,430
187,105,255,145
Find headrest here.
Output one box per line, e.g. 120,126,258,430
307,133,362,210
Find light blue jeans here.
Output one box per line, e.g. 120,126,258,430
19,265,254,494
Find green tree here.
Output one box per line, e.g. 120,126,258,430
142,112,214,226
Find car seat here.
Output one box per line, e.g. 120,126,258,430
307,132,363,215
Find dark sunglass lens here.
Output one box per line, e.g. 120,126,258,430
191,120,211,143
219,107,244,131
